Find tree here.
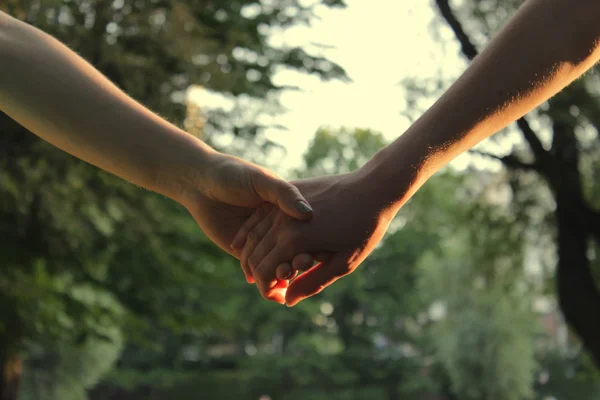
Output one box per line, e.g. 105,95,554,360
19,328,122,400
408,0,600,367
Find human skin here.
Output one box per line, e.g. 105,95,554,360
0,10,313,300
232,0,600,306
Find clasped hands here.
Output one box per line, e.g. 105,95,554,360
224,157,409,307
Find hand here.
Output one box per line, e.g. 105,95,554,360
230,169,402,306
177,152,313,287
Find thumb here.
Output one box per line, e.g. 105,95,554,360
252,173,313,221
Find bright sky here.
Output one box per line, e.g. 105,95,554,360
191,0,507,176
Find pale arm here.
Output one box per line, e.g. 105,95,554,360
0,11,313,274
0,11,220,202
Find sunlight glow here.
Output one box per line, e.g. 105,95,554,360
189,0,517,177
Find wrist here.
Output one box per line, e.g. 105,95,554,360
355,133,432,213
153,133,220,205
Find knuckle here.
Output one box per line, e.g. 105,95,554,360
254,203,271,219
248,255,258,268
277,181,297,194
253,207,264,219
247,231,258,242
236,229,248,240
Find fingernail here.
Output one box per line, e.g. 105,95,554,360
295,200,313,214
278,265,293,280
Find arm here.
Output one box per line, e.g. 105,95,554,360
366,0,600,209
0,11,210,201
232,0,600,305
0,12,312,275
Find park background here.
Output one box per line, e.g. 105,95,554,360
2,0,600,399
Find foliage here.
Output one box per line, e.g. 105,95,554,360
298,126,387,176
535,349,600,400
19,328,122,400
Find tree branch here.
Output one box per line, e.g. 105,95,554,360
468,149,538,171
434,0,478,61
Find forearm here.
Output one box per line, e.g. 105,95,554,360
0,12,216,202
364,0,600,208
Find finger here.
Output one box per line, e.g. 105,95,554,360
286,252,331,276
266,287,287,305
231,203,273,251
285,252,352,307
240,209,277,281
252,173,313,221
240,232,259,284
254,246,295,300
276,262,297,280
291,253,314,272
248,226,280,273
265,273,289,304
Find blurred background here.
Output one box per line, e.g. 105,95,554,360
2,0,600,399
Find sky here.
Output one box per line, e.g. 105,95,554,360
191,0,503,176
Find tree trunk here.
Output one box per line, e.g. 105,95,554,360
551,115,600,367
555,192,600,367
0,353,22,400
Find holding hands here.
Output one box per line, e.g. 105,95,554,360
230,162,412,306
226,0,600,306
180,152,315,260
5,0,600,308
